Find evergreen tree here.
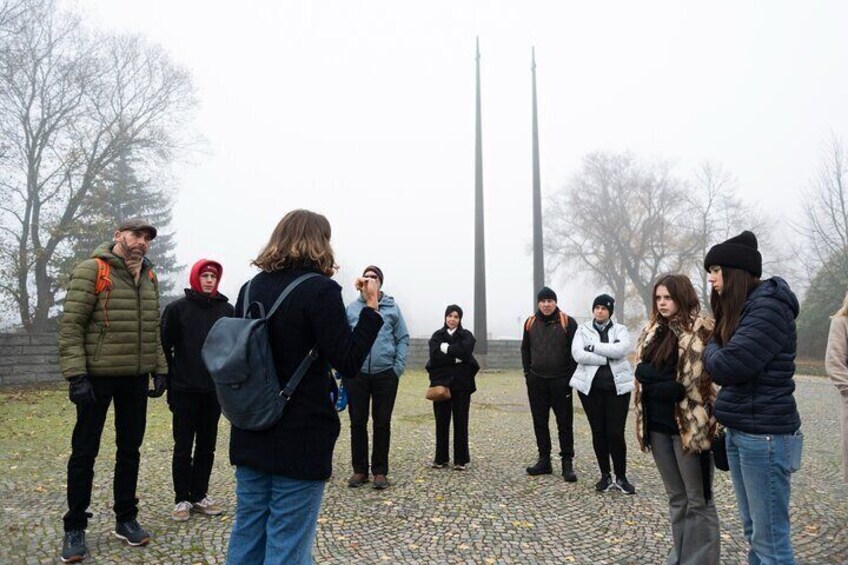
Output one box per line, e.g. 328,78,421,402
797,249,848,358
57,147,182,301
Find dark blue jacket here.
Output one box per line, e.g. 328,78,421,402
704,277,801,434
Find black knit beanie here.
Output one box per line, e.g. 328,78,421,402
592,294,615,316
363,265,384,286
537,286,557,303
445,304,463,319
703,230,762,278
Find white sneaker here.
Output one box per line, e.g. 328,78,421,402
172,501,192,522
191,496,223,516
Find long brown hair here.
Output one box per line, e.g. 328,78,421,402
711,266,761,345
644,274,701,367
253,209,337,275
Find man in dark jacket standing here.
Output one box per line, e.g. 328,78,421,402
521,286,580,482
161,259,234,522
58,219,168,562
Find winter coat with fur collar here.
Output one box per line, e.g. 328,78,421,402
634,316,716,454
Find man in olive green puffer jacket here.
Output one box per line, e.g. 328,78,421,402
58,218,168,563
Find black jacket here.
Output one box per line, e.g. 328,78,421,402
161,289,235,393
704,277,801,435
229,268,382,480
426,326,480,393
521,308,578,379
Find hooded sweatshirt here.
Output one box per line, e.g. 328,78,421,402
160,259,234,392
704,277,801,435
346,293,409,377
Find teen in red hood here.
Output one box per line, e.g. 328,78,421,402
189,259,223,296
160,257,233,521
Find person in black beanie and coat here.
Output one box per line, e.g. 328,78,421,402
521,286,579,481
703,230,802,564
426,305,480,470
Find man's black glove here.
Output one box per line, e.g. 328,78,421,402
68,375,96,406
148,374,167,398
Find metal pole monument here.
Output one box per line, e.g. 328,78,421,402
474,37,488,367
531,47,545,306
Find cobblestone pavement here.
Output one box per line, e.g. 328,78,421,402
1,372,846,564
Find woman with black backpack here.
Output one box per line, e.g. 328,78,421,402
225,209,382,565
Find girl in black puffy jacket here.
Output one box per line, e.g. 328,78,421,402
426,305,480,470
703,231,802,565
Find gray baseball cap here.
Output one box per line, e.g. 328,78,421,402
117,218,157,240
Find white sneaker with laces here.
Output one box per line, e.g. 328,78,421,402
192,496,223,516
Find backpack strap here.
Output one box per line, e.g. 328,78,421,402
266,273,321,319
524,316,536,332
559,311,569,330
279,347,320,402
94,258,113,327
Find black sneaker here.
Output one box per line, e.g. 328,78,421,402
114,519,151,546
61,529,87,563
595,474,614,492
562,459,578,483
525,457,552,476
615,476,637,495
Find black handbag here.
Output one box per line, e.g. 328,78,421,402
712,429,729,472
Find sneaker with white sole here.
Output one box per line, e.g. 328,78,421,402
114,519,151,546
191,496,223,516
614,476,637,495
172,501,192,522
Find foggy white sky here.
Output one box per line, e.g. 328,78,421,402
71,0,848,338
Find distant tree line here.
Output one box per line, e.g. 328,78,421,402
0,0,194,332
545,141,847,361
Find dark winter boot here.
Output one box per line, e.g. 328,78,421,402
525,456,552,476
562,459,578,482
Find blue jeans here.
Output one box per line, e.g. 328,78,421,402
226,466,325,565
726,428,801,565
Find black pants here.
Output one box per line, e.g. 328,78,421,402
170,390,221,504
64,375,148,532
433,389,472,465
344,370,399,475
525,374,574,460
578,388,631,477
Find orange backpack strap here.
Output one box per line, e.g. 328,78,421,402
94,258,113,327
558,311,569,330
94,258,112,294
524,316,536,332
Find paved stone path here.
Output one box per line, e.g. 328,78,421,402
1,372,846,564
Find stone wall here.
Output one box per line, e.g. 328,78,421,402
0,333,526,386
0,333,60,386
405,338,523,371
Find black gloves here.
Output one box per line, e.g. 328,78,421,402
68,375,96,405
584,344,595,353
148,374,167,398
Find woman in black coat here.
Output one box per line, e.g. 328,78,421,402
426,305,480,470
225,209,382,565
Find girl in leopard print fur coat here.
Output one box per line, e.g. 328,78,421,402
633,274,720,565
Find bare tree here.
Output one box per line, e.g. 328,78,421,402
546,151,695,323
0,1,194,331
795,135,848,357
684,161,777,310
800,136,848,270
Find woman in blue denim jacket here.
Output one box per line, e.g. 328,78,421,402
703,231,802,565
